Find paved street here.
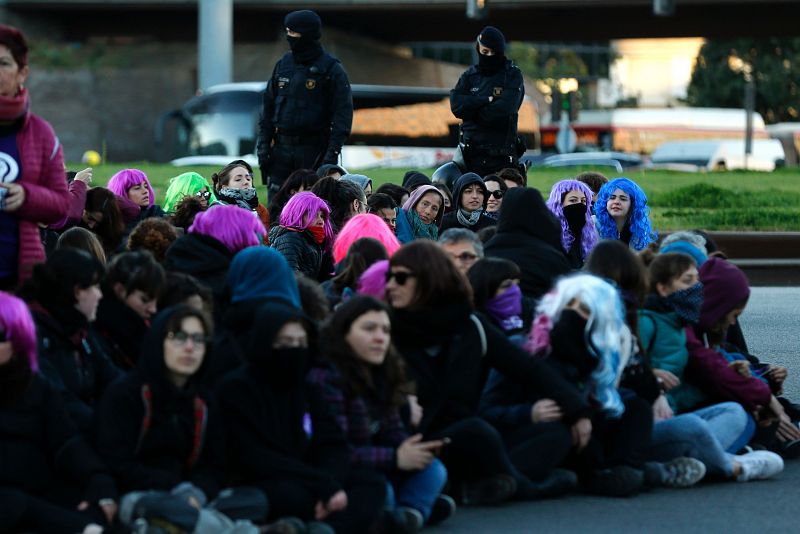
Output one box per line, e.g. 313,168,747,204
429,287,800,533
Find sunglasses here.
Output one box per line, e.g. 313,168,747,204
195,190,212,200
487,190,504,200
385,270,416,285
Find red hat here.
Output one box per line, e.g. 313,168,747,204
0,25,28,68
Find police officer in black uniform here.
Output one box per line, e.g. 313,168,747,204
257,10,353,193
450,26,524,177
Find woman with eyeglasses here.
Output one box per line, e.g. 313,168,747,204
386,241,590,504
440,173,495,234
0,291,118,533
395,185,445,244
211,160,269,235
216,301,387,532
96,304,268,532
162,172,216,214
546,179,599,269
483,175,507,219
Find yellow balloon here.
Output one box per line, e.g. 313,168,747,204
82,150,101,166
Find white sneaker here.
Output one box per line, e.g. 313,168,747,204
735,450,784,481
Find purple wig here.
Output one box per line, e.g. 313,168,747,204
0,291,38,372
401,185,445,226
279,191,335,249
333,213,401,264
357,259,390,300
107,168,156,207
546,179,599,260
189,204,266,254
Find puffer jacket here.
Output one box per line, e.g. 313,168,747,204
269,225,323,280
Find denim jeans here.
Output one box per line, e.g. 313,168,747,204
385,458,447,521
649,401,755,476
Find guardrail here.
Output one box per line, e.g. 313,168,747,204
703,232,800,286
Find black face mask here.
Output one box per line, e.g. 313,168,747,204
287,35,323,64
562,203,587,236
549,309,599,376
477,52,505,75
262,347,309,386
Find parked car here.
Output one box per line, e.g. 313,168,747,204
649,139,785,171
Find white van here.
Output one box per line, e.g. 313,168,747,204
649,139,785,171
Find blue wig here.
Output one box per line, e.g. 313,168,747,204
546,179,599,260
595,177,657,251
527,274,633,418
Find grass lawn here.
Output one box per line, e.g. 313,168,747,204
71,162,800,231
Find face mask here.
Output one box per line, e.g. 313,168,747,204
664,282,704,324
264,347,309,386
287,35,322,63
562,203,587,236
549,309,599,375
484,284,523,331
307,225,325,245
477,51,505,74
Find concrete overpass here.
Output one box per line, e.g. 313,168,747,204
4,0,800,41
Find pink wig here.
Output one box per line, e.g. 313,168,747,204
107,168,156,207
357,259,389,300
279,191,335,249
0,291,38,372
333,213,401,264
189,204,266,254
546,179,599,260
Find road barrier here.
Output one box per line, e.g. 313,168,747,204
703,232,800,286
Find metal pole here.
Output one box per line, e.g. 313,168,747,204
198,0,233,91
744,72,755,170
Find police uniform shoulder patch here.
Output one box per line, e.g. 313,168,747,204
277,77,290,89
305,79,316,90
493,87,503,97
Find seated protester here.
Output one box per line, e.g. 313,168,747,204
641,252,784,481
107,168,166,226
438,228,483,275
311,177,367,234
170,195,205,233
158,272,213,316
216,302,387,532
333,213,400,266
268,168,321,226
440,173,495,234
96,305,268,532
401,171,433,193
21,249,120,434
162,171,216,214
395,185,445,244
308,297,453,529
323,237,388,309
341,173,373,198
56,226,107,264
546,179,599,269
210,159,269,234
269,192,335,281
317,163,347,180
496,167,526,189
375,183,410,208
80,187,127,256
356,259,391,301
48,169,92,237
595,177,657,251
165,204,266,316
433,182,454,214
467,257,532,343
0,292,117,534
127,217,179,264
575,171,608,206
388,241,590,503
483,174,507,220
95,251,166,370
658,230,708,267
483,187,570,300
516,274,702,496
691,257,800,453
202,247,300,386
367,193,398,234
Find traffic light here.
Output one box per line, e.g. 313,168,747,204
467,0,489,20
551,91,580,122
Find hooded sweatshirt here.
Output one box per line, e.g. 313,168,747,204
95,306,225,498
396,185,445,244
682,258,769,412
164,232,235,315
483,188,570,299
440,172,495,233
215,303,349,500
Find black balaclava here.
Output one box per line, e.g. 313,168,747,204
476,26,506,75
246,302,312,388
285,10,323,64
563,203,587,237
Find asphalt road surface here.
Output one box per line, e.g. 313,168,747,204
428,287,800,534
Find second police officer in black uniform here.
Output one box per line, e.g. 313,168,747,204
257,10,353,194
450,26,524,177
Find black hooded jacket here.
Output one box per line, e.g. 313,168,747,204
164,233,235,310
95,307,225,499
440,172,496,233
483,188,570,300
215,302,349,501
93,293,149,370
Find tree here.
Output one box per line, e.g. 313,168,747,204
687,38,800,123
